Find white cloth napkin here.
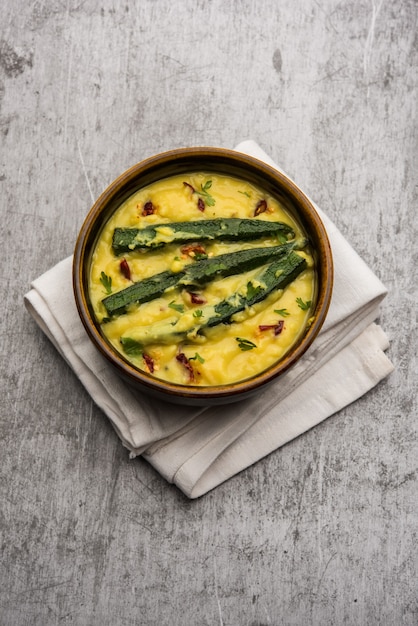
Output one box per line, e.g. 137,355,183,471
24,141,394,498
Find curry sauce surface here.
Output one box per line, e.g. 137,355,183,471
89,172,316,386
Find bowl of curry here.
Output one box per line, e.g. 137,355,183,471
73,147,333,405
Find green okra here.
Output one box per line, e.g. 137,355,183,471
119,251,307,347
102,241,305,316
102,270,180,317
112,218,294,254
205,250,307,327
180,240,304,286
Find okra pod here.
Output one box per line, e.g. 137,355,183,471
112,218,294,254
120,251,307,346
102,241,304,316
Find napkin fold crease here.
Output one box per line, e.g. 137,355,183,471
24,141,394,498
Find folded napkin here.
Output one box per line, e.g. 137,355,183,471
24,141,394,498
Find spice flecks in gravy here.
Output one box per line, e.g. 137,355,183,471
89,172,316,386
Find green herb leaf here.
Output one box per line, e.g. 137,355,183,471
198,180,215,207
193,251,208,260
100,271,112,294
169,301,185,313
296,297,312,311
236,337,257,351
276,233,288,245
189,352,205,363
246,282,263,300
120,337,143,356
274,308,290,317
238,190,251,198
193,309,203,318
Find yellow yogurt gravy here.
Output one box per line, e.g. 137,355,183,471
89,171,316,387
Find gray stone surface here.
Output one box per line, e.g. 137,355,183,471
1,1,417,624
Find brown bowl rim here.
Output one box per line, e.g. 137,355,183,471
73,147,333,403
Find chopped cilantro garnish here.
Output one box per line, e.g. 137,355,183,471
246,282,263,300
120,337,143,356
296,297,312,311
169,301,185,313
276,233,288,245
197,180,215,207
236,337,257,351
193,251,208,260
100,271,112,294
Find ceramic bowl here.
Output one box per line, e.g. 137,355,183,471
73,147,333,405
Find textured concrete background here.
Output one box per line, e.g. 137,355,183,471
1,1,417,625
